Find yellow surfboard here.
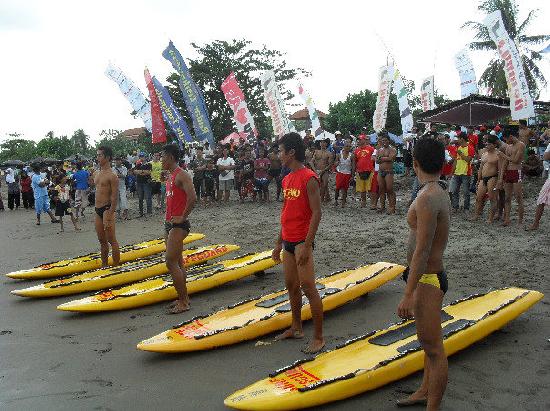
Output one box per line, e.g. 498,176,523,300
57,250,278,312
11,244,239,297
225,287,543,410
5,233,205,280
137,262,405,353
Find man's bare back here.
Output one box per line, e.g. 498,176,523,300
518,127,534,147
407,182,450,272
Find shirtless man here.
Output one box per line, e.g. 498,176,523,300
312,139,333,203
518,120,535,150
397,137,450,410
496,128,525,226
94,146,120,267
376,135,397,214
162,144,197,314
473,134,500,222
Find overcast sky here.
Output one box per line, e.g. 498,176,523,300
1,0,548,142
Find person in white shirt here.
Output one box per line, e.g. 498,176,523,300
113,157,128,219
216,146,235,202
526,143,550,230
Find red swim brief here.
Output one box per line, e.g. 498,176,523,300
504,169,519,184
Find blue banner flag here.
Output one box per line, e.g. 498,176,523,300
162,41,215,147
151,76,193,149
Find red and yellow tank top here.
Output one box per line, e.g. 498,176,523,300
281,167,319,242
165,167,187,222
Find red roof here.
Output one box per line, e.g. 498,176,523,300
289,108,327,120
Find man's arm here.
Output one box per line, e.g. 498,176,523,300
173,171,197,222
109,174,118,211
304,177,321,248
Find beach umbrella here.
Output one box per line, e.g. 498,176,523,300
43,157,61,164
30,157,45,164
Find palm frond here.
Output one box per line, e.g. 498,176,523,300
469,41,496,51
516,9,537,35
518,34,550,46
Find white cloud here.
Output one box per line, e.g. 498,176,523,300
0,0,548,142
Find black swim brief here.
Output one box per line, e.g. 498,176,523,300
379,170,394,178
282,240,315,255
95,203,111,219
164,220,191,234
402,266,448,294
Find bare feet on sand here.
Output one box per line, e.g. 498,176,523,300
396,389,428,407
274,328,304,341
167,300,190,314
301,338,326,354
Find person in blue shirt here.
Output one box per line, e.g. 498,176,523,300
72,162,90,220
31,164,58,225
330,131,345,156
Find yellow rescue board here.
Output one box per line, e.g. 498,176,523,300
57,250,278,312
11,244,239,297
225,287,543,410
5,233,205,280
137,262,405,353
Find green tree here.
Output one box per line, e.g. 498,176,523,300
165,39,310,141
35,131,73,159
95,128,159,158
0,135,36,162
70,129,90,155
463,0,550,98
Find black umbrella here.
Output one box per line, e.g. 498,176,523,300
1,159,25,167
43,157,62,164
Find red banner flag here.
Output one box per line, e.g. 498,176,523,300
221,72,257,139
144,68,167,144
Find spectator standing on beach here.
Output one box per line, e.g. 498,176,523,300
353,135,375,208
190,147,207,203
134,152,153,216
150,153,163,209
31,164,58,225
113,157,128,220
526,142,550,230
449,133,474,212
376,134,397,214
268,145,283,201
334,139,354,207
216,146,235,202
5,168,20,210
54,175,80,233
497,128,525,226
253,147,271,202
72,162,90,220
20,171,34,209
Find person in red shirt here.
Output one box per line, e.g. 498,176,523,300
19,171,34,209
162,144,197,314
272,132,324,354
467,126,479,154
353,136,375,208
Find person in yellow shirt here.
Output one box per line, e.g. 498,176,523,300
150,152,163,209
449,133,475,212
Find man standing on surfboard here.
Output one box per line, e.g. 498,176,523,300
162,144,197,314
397,138,450,410
94,146,120,267
272,132,324,354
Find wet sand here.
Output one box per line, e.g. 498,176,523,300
0,177,548,410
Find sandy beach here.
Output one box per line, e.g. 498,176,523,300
1,177,548,410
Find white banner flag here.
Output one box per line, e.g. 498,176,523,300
420,75,435,112
261,70,293,137
373,66,394,132
455,49,479,98
105,63,152,132
483,10,535,119
298,84,323,136
392,69,414,134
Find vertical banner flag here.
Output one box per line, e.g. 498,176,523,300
261,70,293,137
373,66,394,132
298,84,323,137
105,63,152,132
484,10,535,119
420,76,435,112
162,41,215,147
151,76,193,148
221,72,258,139
455,49,479,98
144,68,167,144
392,69,414,134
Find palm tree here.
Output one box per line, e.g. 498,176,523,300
463,0,550,98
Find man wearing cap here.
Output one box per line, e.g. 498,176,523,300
331,131,345,156
353,135,375,208
134,152,153,216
